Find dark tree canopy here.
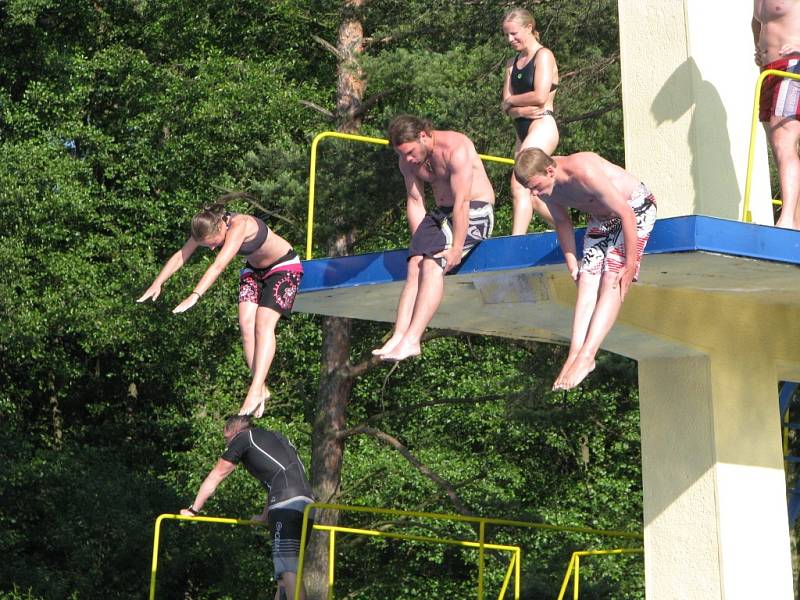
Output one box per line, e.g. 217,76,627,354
0,1,647,598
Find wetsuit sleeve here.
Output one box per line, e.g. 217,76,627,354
221,432,248,464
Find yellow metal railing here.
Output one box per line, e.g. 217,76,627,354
743,68,800,222
305,131,515,259
294,503,643,600
313,523,521,600
148,513,262,600
556,548,644,600
150,506,642,599
149,512,520,600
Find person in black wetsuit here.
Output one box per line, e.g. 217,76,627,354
138,193,303,417
180,415,315,600
501,7,560,234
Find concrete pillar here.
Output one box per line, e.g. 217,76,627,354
638,353,793,599
618,0,773,224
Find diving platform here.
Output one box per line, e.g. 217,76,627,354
296,215,800,599
295,215,800,362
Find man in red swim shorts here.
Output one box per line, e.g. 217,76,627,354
753,0,800,228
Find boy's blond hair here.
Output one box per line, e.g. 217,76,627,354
514,147,556,183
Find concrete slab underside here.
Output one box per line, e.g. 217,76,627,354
295,216,800,360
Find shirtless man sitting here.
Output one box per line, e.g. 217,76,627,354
514,148,657,390
372,115,495,362
753,0,800,228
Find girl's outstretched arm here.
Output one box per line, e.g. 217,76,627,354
137,238,200,302
172,218,247,313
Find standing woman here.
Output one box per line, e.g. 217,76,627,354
137,195,303,417
502,7,560,234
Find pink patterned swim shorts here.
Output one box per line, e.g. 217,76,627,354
239,250,303,316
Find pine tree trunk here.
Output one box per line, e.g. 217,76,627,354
305,4,365,597
335,0,365,134
306,315,354,599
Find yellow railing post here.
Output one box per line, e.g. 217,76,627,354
305,131,515,260
149,514,264,600
556,548,645,600
744,68,800,222
496,548,519,600
327,529,336,600
514,548,521,599
306,132,389,260
294,503,314,600
557,555,576,600
149,514,167,600
310,522,520,599
478,519,486,600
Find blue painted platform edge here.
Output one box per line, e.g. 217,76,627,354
298,215,800,294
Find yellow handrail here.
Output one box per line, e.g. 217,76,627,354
743,68,800,222
556,548,644,600
294,502,643,600
149,512,522,600
305,131,516,259
148,514,263,600
313,523,521,600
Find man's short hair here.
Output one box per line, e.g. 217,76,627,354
224,415,253,437
514,147,556,184
387,115,433,146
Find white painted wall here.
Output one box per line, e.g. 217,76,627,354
619,0,773,223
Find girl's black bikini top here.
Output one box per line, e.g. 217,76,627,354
223,212,269,256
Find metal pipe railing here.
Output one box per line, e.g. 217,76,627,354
556,548,645,600
305,131,515,259
743,68,800,222
149,505,642,599
294,502,642,600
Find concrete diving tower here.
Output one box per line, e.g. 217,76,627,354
295,217,800,599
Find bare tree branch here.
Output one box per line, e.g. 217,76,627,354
348,353,386,378
211,190,297,226
353,88,403,118
338,465,389,500
348,329,465,378
345,426,473,516
362,25,440,49
312,34,344,60
299,99,335,120
560,103,622,125
559,53,620,82
352,395,508,429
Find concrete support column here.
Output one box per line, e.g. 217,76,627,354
638,354,793,599
618,0,773,224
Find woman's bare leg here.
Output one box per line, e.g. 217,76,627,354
239,301,258,370
240,306,281,416
511,118,559,234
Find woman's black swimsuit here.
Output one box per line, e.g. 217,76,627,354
510,49,558,141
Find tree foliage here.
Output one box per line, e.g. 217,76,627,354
0,0,647,598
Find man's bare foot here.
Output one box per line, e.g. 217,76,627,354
775,217,799,229
372,333,403,357
380,339,421,362
553,354,579,390
560,355,596,390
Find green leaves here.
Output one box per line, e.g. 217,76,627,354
0,1,644,598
